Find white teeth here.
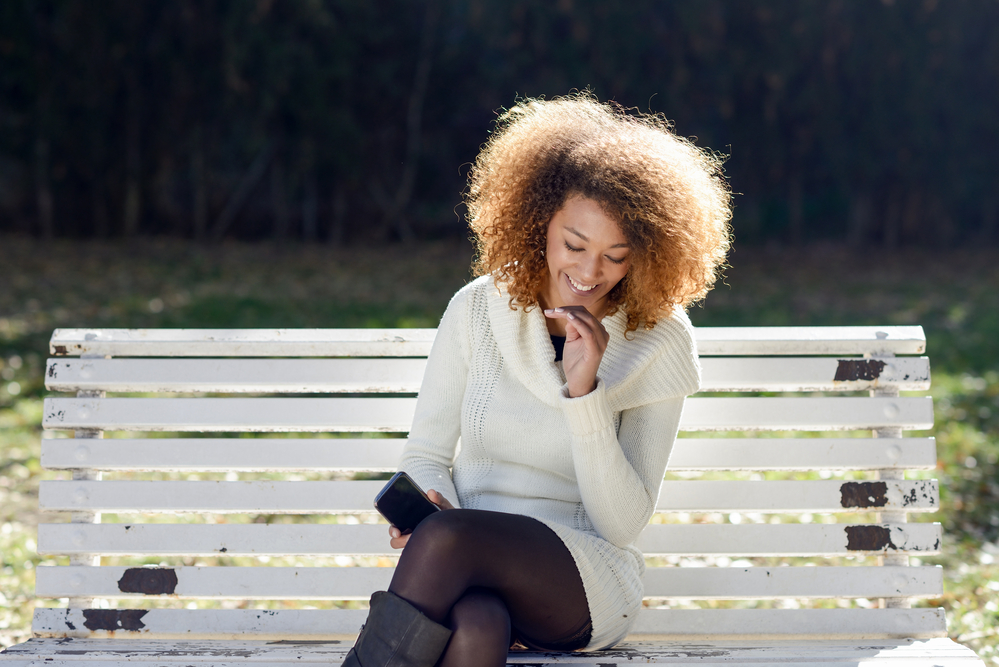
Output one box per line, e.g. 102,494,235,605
568,276,597,292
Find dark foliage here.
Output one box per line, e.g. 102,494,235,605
0,0,996,245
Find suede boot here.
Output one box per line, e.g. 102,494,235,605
341,591,452,667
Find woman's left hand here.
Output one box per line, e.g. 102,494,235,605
544,305,609,397
388,489,455,549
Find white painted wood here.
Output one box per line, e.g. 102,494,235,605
45,358,429,394
694,326,926,356
39,479,939,514
37,523,942,557
49,328,438,358
41,437,938,472
1,637,985,666
34,565,943,600
41,438,407,472
42,397,418,432
636,523,942,557
42,396,935,432
699,357,929,392
28,607,947,641
666,438,937,472
43,357,931,394
50,326,926,358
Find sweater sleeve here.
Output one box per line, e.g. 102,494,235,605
397,287,471,509
560,365,692,548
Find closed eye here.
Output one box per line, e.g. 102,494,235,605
564,241,583,253
606,255,626,265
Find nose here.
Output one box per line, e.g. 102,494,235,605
577,254,602,283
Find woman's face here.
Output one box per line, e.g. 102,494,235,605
540,195,631,317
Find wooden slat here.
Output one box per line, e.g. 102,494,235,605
45,358,428,394
42,396,934,432
5,636,984,666
49,328,438,358
50,326,926,358
41,437,938,472
34,565,943,600
42,438,407,472
37,523,942,557
43,357,931,394
694,326,926,356
699,357,929,392
39,479,940,514
29,607,947,641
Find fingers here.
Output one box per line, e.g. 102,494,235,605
388,525,410,550
388,489,452,550
427,489,455,511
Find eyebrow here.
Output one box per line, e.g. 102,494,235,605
565,226,630,249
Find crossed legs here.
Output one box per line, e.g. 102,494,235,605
388,509,592,667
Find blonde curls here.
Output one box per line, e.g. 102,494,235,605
466,92,732,333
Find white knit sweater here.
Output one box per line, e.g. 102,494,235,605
400,275,701,650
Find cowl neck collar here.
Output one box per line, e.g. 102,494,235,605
482,276,701,410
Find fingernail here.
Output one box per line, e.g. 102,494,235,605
554,307,563,312
567,312,575,319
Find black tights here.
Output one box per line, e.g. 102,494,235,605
388,509,592,667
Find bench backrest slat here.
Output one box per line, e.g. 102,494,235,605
39,479,939,514
38,522,942,558
34,564,943,600
41,437,939,472
45,356,931,393
42,395,935,432
50,325,927,357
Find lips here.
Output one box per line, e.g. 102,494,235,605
565,273,599,295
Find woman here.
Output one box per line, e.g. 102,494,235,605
343,94,731,667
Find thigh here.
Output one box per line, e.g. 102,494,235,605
396,509,590,641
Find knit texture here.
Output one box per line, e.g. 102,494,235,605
400,275,701,650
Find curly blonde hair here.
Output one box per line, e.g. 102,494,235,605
467,93,732,333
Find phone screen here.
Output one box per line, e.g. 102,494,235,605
374,471,440,534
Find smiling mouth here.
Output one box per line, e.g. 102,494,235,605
566,274,599,293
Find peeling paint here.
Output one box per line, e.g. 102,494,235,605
117,567,178,595
834,359,887,382
840,481,888,508
81,609,148,632
845,525,896,552
53,345,68,356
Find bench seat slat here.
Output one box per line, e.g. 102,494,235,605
37,523,942,557
39,479,940,514
34,565,943,600
41,437,938,472
44,357,932,394
49,326,927,357
42,396,935,432
5,637,984,666
28,607,947,641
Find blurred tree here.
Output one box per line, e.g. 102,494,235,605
0,0,995,245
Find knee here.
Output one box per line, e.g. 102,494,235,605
405,508,472,556
449,590,511,646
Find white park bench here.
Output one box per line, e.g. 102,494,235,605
0,325,986,666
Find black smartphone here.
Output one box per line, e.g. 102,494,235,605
373,471,441,534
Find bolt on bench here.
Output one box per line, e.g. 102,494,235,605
0,326,985,665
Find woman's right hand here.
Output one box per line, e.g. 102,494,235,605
388,489,454,549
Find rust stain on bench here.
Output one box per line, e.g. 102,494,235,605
845,525,896,552
840,481,888,508
82,609,148,632
834,359,887,382
118,567,178,595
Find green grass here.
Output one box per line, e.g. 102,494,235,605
1,237,997,660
